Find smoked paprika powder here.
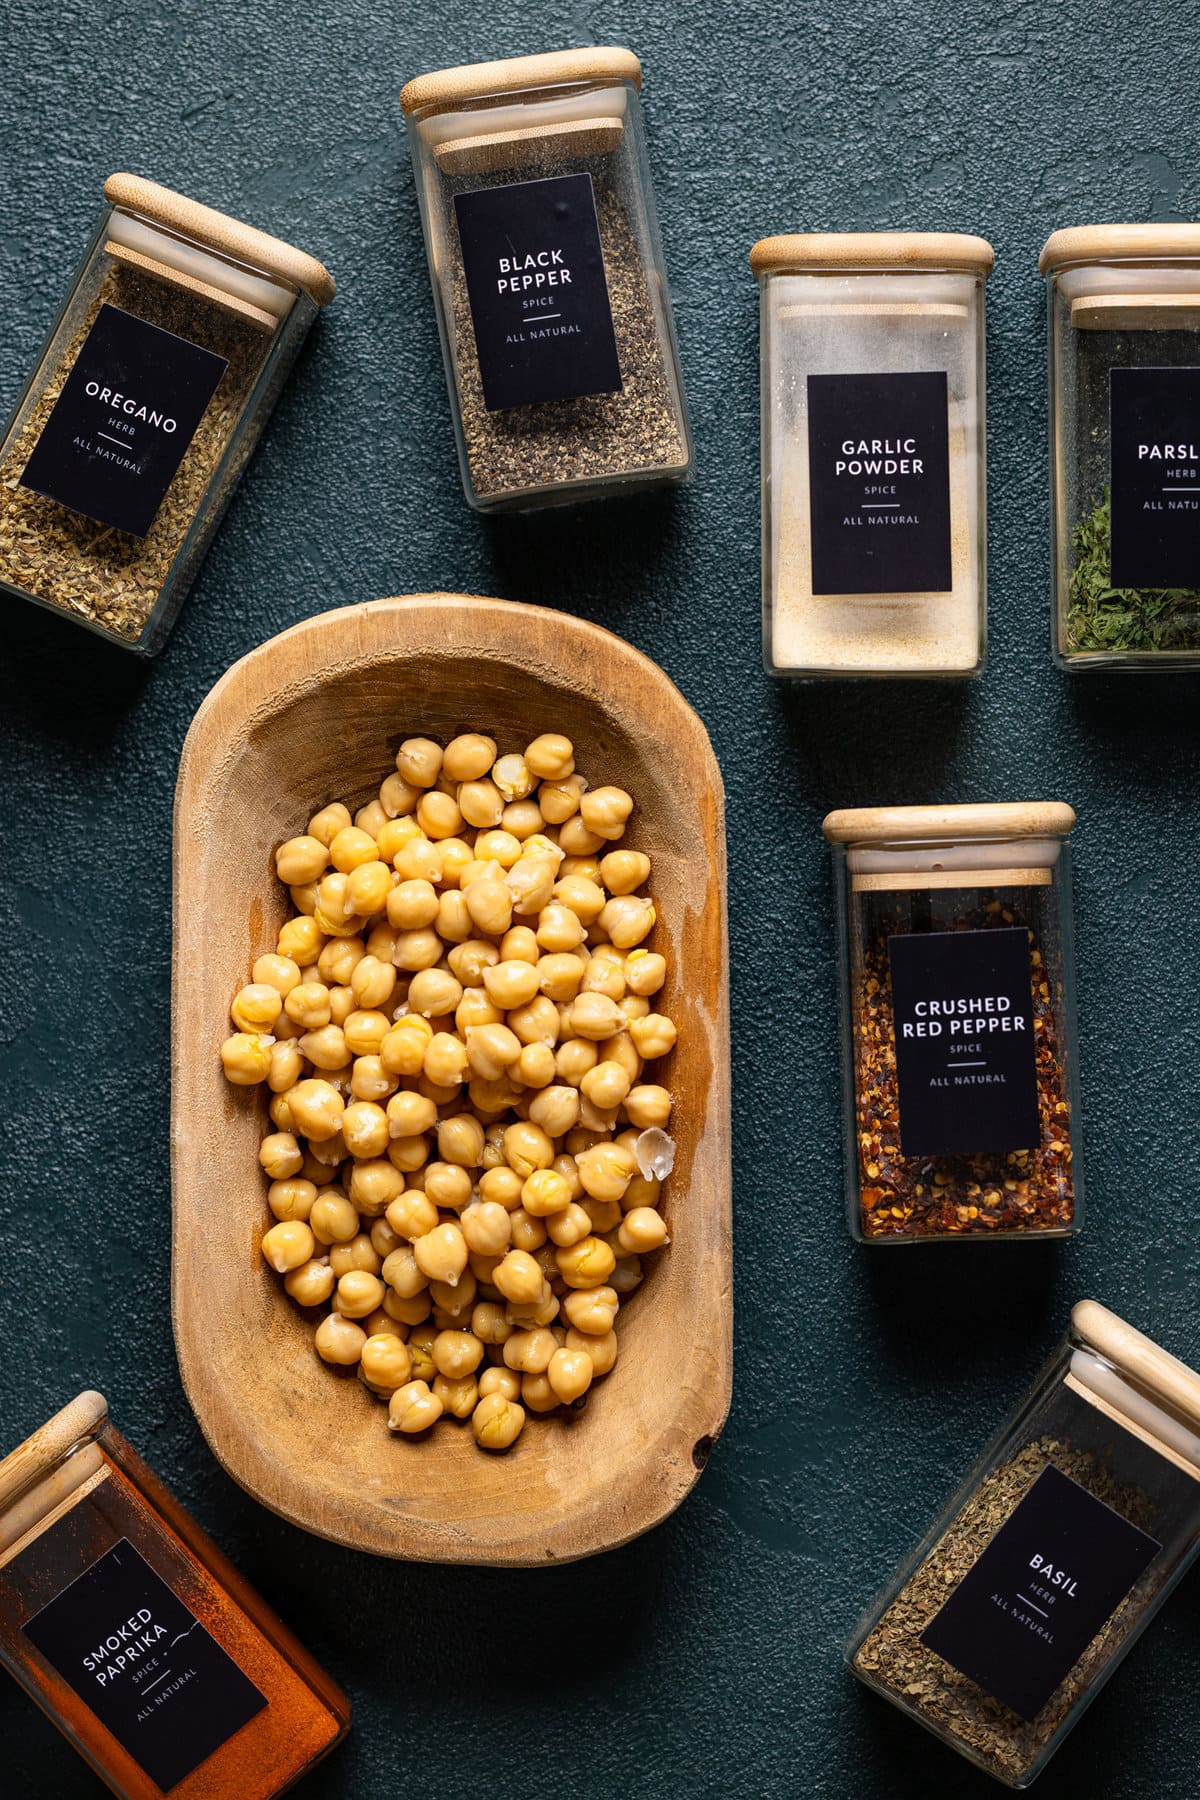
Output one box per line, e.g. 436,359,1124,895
822,802,1082,1243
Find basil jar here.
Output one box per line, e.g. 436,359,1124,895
0,174,334,655
851,1302,1200,1787
750,231,993,677
1043,223,1200,668
401,46,691,511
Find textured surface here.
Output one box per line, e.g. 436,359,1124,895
1,0,1199,1796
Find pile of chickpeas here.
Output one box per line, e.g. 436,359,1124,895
220,731,676,1453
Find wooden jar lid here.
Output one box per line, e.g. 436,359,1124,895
0,1391,108,1511
750,231,994,279
1073,1301,1200,1436
103,174,336,306
822,802,1076,845
1040,223,1200,274
401,47,642,117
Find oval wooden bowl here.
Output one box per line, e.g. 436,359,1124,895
172,594,731,1566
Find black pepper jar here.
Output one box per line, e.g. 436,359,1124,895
401,47,692,511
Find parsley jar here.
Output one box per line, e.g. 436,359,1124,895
750,232,993,677
400,47,691,511
822,802,1081,1244
851,1301,1200,1788
0,1392,349,1798
0,174,334,655
1043,224,1200,668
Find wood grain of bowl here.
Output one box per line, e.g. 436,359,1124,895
172,594,731,1565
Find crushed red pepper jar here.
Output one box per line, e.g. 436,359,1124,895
0,1392,349,1798
822,803,1082,1243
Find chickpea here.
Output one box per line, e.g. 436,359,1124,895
464,876,513,937
558,814,606,856
546,1203,593,1248
387,1135,430,1175
317,936,365,986
329,1233,382,1278
472,1300,514,1346
281,1081,343,1148
277,915,324,965
391,928,442,973
569,992,626,1042
350,1055,396,1103
538,773,586,824
221,1032,274,1085
507,995,561,1050
382,1245,431,1300
520,1372,560,1414
429,1114,480,1170
341,861,388,919
386,877,439,931
324,826,376,875
358,1333,412,1395
285,981,332,1030
555,1236,616,1290
385,1091,437,1141
619,1208,670,1254
313,1313,367,1369
392,838,443,886
458,1201,510,1257
492,1250,544,1305
393,738,441,789
553,875,605,923
534,902,585,954
388,1379,443,1433
345,955,392,1012
504,855,557,918
275,835,329,886
348,1158,406,1216
628,1012,677,1060
385,1189,440,1243
230,983,283,1037
356,799,389,838
470,1391,525,1451
405,1324,438,1381
580,1060,632,1111
521,1168,572,1218
599,895,656,951
379,771,420,819
424,1166,474,1209
412,1222,468,1287
547,1347,594,1404
478,1165,523,1211
498,800,541,843
402,968,458,1020
508,1207,549,1254
438,731,495,782
284,1258,335,1307
261,1220,316,1273
565,1325,618,1376
479,1365,521,1400
310,1191,360,1246
296,1025,350,1072
503,1121,555,1178
554,1040,598,1089
381,1017,432,1077
376,818,421,866
432,1330,484,1380
513,1042,555,1089
385,1289,431,1328
416,789,463,841
597,848,649,894
455,777,502,832
624,1084,673,1129
269,1177,316,1223
577,784,633,842
308,802,352,847
502,1327,557,1374
562,1286,619,1336
257,1133,300,1181
610,1256,644,1297
370,1215,403,1258
433,1373,479,1420
337,1100,386,1161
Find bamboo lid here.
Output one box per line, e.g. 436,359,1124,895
401,47,642,117
103,175,336,306
0,1391,108,1512
1073,1302,1200,1435
1040,223,1200,274
822,802,1076,845
750,231,994,279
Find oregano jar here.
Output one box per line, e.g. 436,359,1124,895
0,174,334,655
1043,223,1200,668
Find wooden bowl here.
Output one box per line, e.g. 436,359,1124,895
172,595,731,1565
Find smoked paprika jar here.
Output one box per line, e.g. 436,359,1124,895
401,46,691,511
0,1393,349,1798
822,802,1082,1243
851,1301,1200,1787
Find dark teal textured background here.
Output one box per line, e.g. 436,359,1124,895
3,2,1200,1795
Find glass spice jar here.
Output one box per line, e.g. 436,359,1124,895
400,47,692,511
0,1392,349,1797
822,803,1081,1243
850,1301,1200,1788
1043,224,1200,668
750,232,992,677
0,174,335,655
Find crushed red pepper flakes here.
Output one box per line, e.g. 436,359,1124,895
854,900,1074,1240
